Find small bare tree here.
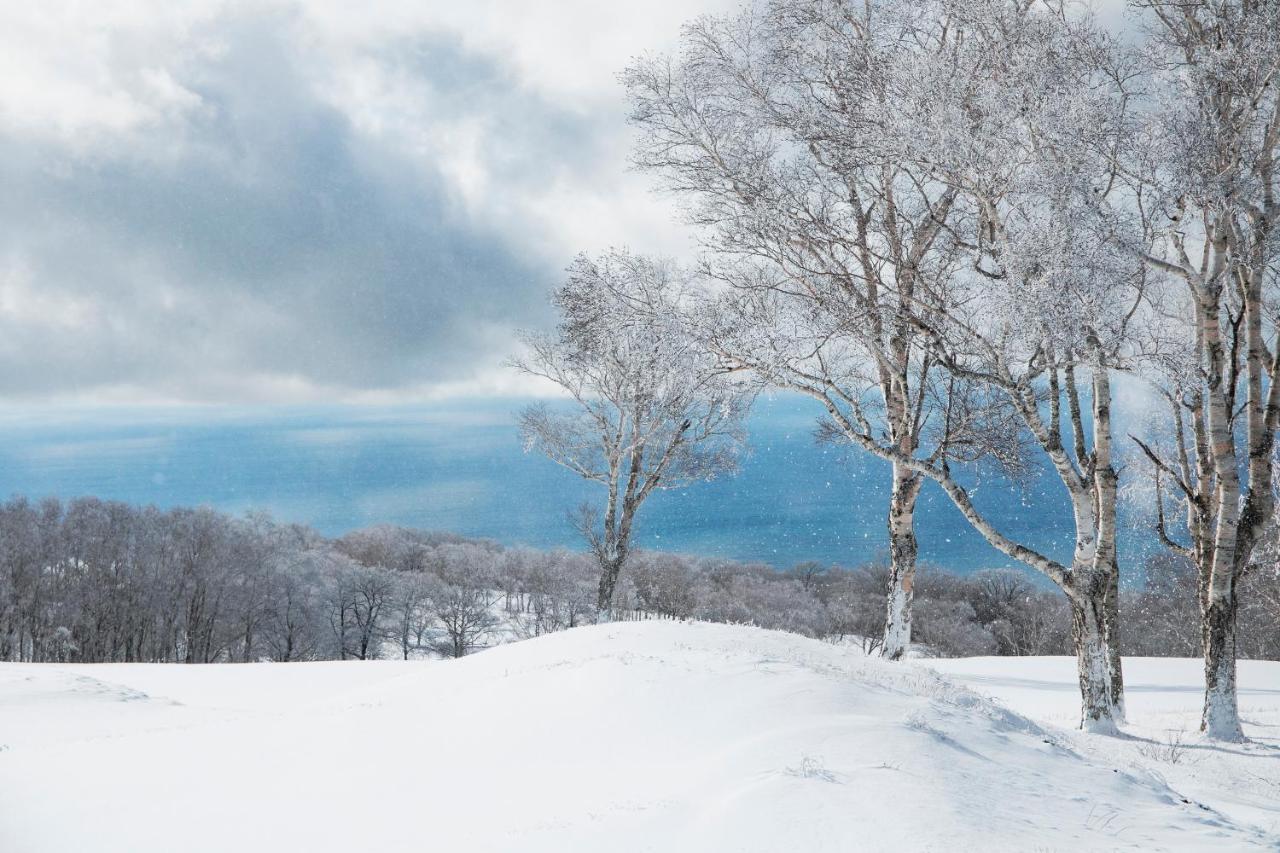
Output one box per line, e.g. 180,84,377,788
514,251,748,616
426,546,498,659
388,572,433,660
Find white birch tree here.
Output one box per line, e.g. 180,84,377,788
514,251,748,615
1124,0,1280,741
624,0,972,659
626,0,1141,730
885,0,1148,728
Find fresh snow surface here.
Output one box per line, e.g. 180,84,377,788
924,655,1280,841
1,622,1277,852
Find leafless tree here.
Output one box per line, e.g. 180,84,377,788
0,495,1231,668
262,551,328,662
631,552,700,619
1123,554,1200,658
426,545,499,658
512,549,598,637
884,0,1143,729
388,571,434,660
969,570,1069,656
514,250,749,615
624,0,973,660
1124,0,1280,740
627,0,1138,730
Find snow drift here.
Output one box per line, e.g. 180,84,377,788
0,622,1274,851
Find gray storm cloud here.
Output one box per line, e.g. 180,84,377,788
0,6,622,402
0,0,1133,404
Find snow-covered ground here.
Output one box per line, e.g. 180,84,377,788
926,655,1280,840
1,623,1277,852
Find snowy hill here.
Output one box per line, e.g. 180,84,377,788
1,622,1278,852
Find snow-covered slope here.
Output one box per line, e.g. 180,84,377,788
926,655,1280,839
0,622,1276,852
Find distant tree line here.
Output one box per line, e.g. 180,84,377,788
0,496,506,664
3,495,1277,665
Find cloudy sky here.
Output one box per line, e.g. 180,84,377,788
0,0,740,405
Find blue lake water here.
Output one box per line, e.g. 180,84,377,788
0,395,1152,578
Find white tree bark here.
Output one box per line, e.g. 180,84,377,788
1067,569,1121,734
882,464,922,660
1201,588,1243,741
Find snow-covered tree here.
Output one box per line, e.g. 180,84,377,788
322,557,392,661
514,251,749,615
262,549,330,662
883,0,1143,729
624,0,983,660
425,544,499,658
1124,0,1280,741
627,0,1140,730
388,571,434,660
630,551,700,619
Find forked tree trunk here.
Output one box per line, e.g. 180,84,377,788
1068,569,1120,734
1201,587,1244,741
882,465,922,660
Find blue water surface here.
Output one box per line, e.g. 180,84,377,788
0,395,1151,577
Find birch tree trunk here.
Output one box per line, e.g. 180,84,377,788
1090,358,1126,722
1202,283,1247,741
1067,568,1120,733
1201,583,1243,741
1103,553,1124,719
596,498,637,619
882,465,922,660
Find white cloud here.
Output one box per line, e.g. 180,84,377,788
0,0,740,404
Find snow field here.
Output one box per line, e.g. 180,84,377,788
0,621,1277,852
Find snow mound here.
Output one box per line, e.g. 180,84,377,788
0,621,1272,852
